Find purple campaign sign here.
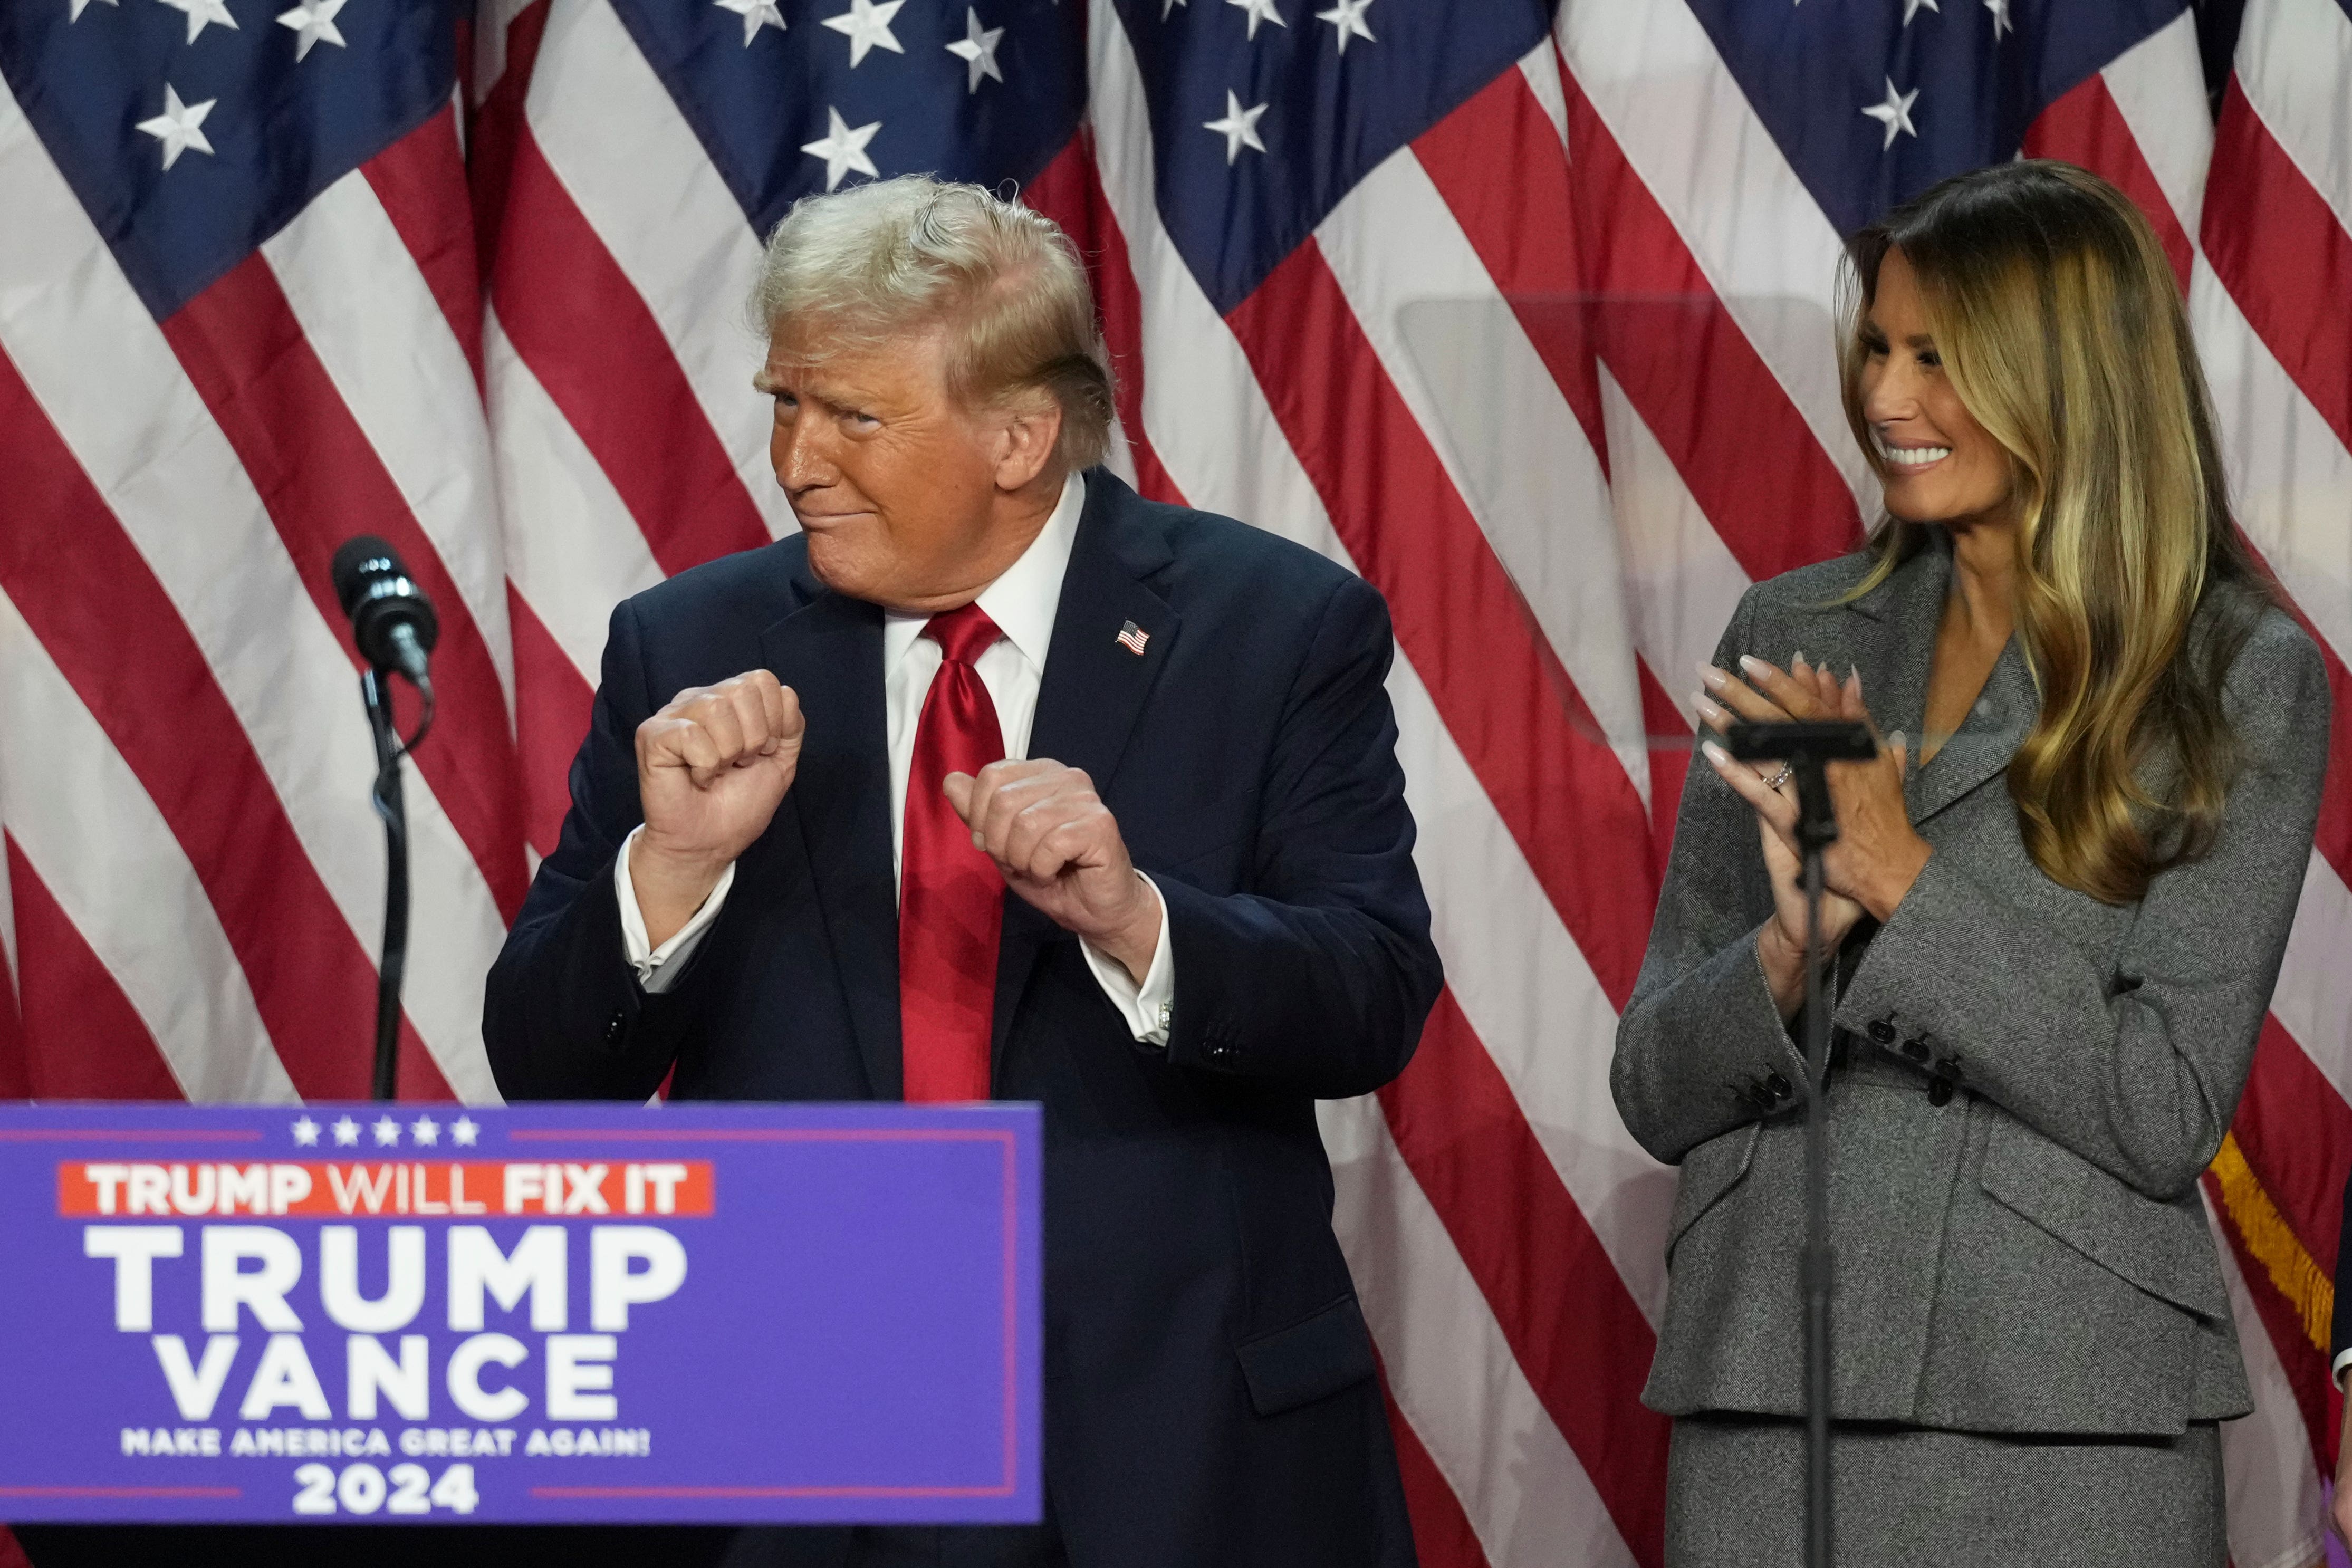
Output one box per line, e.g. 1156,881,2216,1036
0,1102,1041,1524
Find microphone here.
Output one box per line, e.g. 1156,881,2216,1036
330,535,438,686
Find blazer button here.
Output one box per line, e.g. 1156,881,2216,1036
1867,1019,1896,1045
1927,1079,1955,1108
1206,1042,1235,1063
1902,1038,1930,1063
604,1011,625,1044
1765,1072,1793,1102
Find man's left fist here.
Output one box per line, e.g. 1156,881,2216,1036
943,759,1161,981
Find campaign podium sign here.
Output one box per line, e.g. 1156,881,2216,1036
0,1102,1041,1524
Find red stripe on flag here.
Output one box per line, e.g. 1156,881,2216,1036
511,584,596,860
2232,1017,2352,1280
491,127,772,576
362,104,487,390
2204,1163,2334,1475
5,836,183,1101
1638,657,1691,881
1555,68,1864,584
0,1525,30,1568
0,346,451,1104
1381,989,1669,1567
1230,239,1656,1004
467,0,552,284
2203,80,2352,454
1023,133,1184,507
1412,68,1609,468
2023,75,2195,294
1379,1367,1494,1568
161,255,527,920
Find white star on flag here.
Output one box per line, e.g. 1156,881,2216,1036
274,0,345,60
821,0,904,66
137,84,217,170
372,1115,401,1147
802,105,881,190
68,0,118,22
451,1117,481,1147
714,0,784,47
1313,0,1373,53
332,1115,361,1147
1225,0,1284,41
291,1117,320,1147
1902,0,1937,22
157,0,238,44
945,8,1004,94
1862,76,1919,151
1984,0,2012,38
1204,89,1269,165
410,1116,440,1147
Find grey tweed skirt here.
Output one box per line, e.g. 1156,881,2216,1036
1665,1415,2225,1567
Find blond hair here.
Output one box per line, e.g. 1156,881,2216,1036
1838,160,2269,903
753,175,1115,470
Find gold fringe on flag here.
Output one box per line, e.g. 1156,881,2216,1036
2208,1130,2332,1351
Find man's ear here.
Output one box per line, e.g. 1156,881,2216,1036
991,392,1064,493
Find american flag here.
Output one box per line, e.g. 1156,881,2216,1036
0,1,2347,1565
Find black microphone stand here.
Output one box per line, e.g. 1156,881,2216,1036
1725,718,1875,1568
360,668,434,1102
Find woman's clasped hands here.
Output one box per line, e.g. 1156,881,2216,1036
1693,654,1933,1017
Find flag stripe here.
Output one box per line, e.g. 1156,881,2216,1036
490,127,772,576
361,104,488,389
1381,1374,1496,1568
0,346,448,1104
160,255,527,919
2023,75,2196,292
510,584,599,859
4,835,184,1102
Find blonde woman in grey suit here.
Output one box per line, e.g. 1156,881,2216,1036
1615,159,2332,1566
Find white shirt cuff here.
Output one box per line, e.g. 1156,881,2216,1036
2334,1345,2352,1392
615,824,734,995
1081,873,1175,1046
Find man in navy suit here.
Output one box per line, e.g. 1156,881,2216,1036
484,176,1441,1567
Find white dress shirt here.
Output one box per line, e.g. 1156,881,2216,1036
614,471,1176,1045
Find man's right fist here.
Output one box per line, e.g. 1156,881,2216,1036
631,670,803,946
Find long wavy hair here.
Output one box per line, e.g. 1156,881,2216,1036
1838,160,2270,904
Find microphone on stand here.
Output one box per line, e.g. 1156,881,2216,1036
329,536,438,1104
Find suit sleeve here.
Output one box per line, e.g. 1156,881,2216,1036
1611,585,1815,1164
482,598,698,1101
1154,574,1443,1099
1831,618,2330,1200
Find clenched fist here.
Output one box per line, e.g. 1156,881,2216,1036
631,670,803,947
943,759,1162,982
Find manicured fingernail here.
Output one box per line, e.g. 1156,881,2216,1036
1701,740,1730,766
1791,650,1806,668
1739,654,1770,678
1694,695,1726,726
972,831,985,849
1887,730,1905,753
1697,663,1728,690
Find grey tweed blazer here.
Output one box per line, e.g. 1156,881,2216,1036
1615,534,2331,1436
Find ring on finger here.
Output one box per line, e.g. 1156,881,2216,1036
1764,763,1793,793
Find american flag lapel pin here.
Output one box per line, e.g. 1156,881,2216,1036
1116,619,1150,657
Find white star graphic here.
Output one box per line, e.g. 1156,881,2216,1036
1983,0,2011,38
801,105,881,190
1204,89,1268,166
714,0,783,46
410,1115,440,1147
1901,0,1937,22
1225,0,1283,41
372,1115,402,1147
821,0,903,66
332,1115,361,1147
274,0,344,59
69,0,118,22
291,1117,321,1147
451,1116,481,1148
1313,0,1372,53
137,85,217,170
945,7,1004,93
158,0,239,44
1861,76,1919,152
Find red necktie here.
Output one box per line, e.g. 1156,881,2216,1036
899,603,1007,1102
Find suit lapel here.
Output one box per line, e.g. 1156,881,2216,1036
1907,636,2035,825
759,588,903,1100
992,473,1181,1065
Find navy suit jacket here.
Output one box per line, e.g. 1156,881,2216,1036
484,471,1441,1567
